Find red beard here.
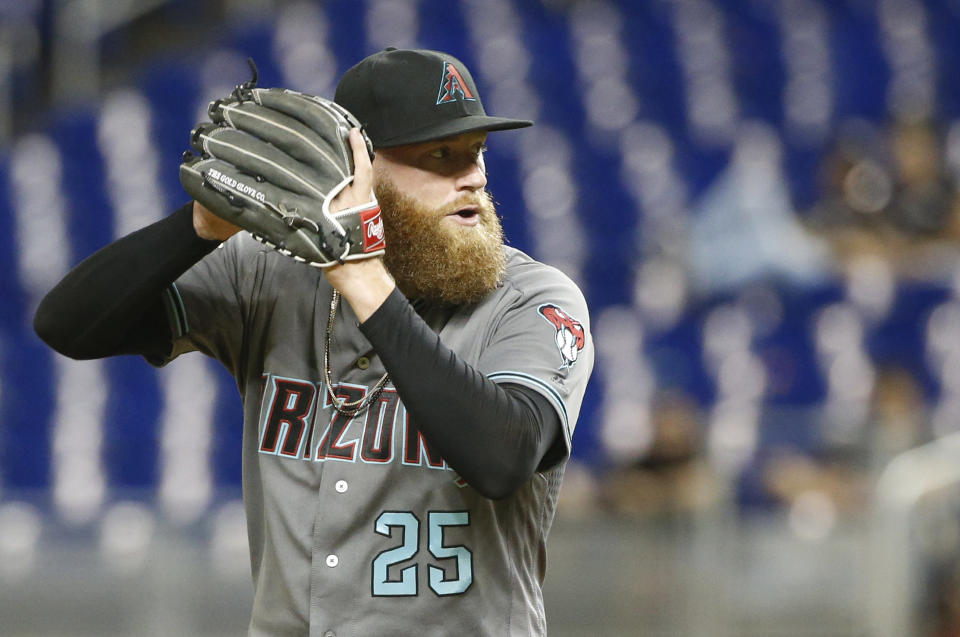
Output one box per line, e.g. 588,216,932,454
373,177,507,305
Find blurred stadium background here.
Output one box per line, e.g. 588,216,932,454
2,0,960,635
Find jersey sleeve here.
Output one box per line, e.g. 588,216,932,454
151,233,259,373
478,263,594,456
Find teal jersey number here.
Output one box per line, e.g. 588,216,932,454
372,511,420,596
428,511,472,595
372,510,473,596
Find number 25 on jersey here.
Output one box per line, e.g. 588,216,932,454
372,511,473,597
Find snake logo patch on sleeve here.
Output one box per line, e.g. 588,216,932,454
538,303,586,369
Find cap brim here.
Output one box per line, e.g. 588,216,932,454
374,115,533,148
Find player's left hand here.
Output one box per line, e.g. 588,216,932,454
180,86,386,269
324,129,396,322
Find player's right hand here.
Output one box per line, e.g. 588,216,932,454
323,128,394,324
193,200,242,241
330,128,375,214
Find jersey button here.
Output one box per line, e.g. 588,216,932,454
323,631,336,637
335,480,348,493
325,554,339,568
355,356,370,370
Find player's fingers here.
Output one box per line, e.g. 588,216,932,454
193,203,242,241
349,128,374,197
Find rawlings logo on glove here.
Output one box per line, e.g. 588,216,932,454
179,61,384,268
360,207,386,253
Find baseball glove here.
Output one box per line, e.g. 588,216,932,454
179,67,385,268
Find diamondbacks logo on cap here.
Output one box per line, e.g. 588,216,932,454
436,61,476,105
538,303,586,368
360,205,386,253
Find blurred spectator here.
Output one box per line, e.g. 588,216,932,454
864,365,930,468
807,119,892,236
924,509,960,637
806,117,960,275
823,364,929,474
759,365,929,518
929,559,960,637
888,119,960,238
761,447,866,516
600,390,721,517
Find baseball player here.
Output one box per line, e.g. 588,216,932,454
35,48,593,636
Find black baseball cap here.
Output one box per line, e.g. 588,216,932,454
334,48,533,148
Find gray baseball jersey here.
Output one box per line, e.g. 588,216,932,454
157,232,593,636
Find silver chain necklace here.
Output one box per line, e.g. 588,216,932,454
323,290,390,417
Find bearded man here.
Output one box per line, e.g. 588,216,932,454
35,48,594,637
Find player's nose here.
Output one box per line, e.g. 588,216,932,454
456,158,487,192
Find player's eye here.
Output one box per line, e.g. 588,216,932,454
428,147,450,160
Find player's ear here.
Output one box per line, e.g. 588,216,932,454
369,154,389,192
